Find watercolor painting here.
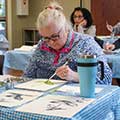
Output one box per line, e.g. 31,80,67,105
15,79,67,91
0,89,41,107
17,94,95,118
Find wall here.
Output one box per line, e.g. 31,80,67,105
82,0,91,11
7,0,80,49
7,0,43,49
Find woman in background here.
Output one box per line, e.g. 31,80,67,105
106,21,120,86
70,7,105,48
106,22,120,35
70,7,96,37
104,22,120,51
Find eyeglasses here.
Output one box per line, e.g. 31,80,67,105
41,28,62,42
73,15,83,19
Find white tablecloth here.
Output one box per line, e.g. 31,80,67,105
0,80,120,120
3,50,33,71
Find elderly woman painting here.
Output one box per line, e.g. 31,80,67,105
23,2,112,85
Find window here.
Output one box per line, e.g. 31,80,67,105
0,0,6,36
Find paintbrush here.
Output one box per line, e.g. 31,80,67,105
44,59,69,85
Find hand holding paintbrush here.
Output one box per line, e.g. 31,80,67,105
44,59,70,85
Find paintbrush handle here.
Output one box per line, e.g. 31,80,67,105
49,72,56,80
64,61,69,65
48,60,69,80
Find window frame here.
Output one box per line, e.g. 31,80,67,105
0,0,7,37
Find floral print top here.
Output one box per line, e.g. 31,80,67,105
23,31,112,85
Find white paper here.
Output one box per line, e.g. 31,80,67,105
17,94,95,118
0,89,42,107
14,45,34,52
97,35,120,39
15,79,67,91
56,85,103,95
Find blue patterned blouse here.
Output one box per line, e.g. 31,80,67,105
23,31,112,85
113,22,120,34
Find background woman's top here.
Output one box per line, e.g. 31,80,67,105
73,24,96,37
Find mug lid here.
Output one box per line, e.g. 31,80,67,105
79,54,96,59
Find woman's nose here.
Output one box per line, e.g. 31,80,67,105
49,39,55,44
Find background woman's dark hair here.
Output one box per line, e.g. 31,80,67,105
70,7,93,28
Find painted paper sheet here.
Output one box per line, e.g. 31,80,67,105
0,89,42,107
15,79,67,91
17,94,95,118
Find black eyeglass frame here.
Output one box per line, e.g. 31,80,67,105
41,28,63,42
73,15,83,19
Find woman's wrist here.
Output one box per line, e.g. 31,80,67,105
68,71,79,82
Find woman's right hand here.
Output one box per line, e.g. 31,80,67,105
55,65,79,82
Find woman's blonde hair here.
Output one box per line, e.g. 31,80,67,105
36,1,71,31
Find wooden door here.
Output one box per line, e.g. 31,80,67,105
91,0,120,35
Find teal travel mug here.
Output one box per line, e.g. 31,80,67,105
77,54,104,98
